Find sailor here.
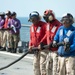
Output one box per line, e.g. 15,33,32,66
40,9,61,75
0,12,5,50
8,12,21,53
53,13,75,75
28,11,48,75
0,10,12,51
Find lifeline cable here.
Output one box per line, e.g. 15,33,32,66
0,50,29,70
0,46,42,70
0,45,49,70
0,43,62,71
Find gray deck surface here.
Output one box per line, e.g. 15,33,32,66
0,51,34,75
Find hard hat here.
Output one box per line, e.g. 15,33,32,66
11,12,16,16
43,9,55,22
62,13,73,18
44,10,55,17
5,10,11,16
0,12,5,16
44,10,53,15
28,11,40,22
61,13,74,24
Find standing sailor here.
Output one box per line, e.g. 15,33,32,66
28,11,48,75
9,12,21,53
0,10,11,51
53,13,75,75
40,9,61,75
0,12,5,50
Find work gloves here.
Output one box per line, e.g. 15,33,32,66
63,42,70,52
52,41,58,47
52,39,70,52
63,38,70,52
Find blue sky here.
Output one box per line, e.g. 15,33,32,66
0,0,75,17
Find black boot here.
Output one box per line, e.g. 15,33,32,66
0,46,2,49
11,48,17,53
13,48,17,53
7,48,12,52
0,47,6,51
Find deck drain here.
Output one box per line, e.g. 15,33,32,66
0,73,7,75
14,67,21,70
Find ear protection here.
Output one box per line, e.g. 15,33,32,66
43,10,55,22
48,15,54,21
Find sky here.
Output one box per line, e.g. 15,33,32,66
0,0,75,17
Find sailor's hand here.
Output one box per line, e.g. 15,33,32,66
64,42,70,52
38,45,42,50
52,41,57,47
38,42,44,50
29,46,33,52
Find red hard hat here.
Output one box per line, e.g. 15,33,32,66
44,10,53,15
44,9,55,19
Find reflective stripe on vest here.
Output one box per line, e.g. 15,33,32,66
46,24,50,31
36,27,41,33
31,26,34,32
51,26,57,33
60,29,73,37
31,26,41,33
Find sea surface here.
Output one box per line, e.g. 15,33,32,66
17,17,75,42
17,17,31,42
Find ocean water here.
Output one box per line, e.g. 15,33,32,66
17,17,30,42
20,26,30,42
18,17,75,42
17,17,32,25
